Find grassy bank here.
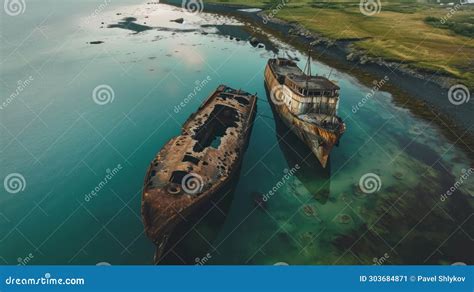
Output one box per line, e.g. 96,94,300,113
207,0,474,87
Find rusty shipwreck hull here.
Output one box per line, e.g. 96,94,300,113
264,62,344,168
141,85,257,264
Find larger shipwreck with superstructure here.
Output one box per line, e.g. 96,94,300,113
264,53,345,167
141,85,257,263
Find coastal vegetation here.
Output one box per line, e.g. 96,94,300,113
208,0,474,87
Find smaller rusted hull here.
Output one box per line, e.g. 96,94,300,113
264,63,344,168
141,85,257,263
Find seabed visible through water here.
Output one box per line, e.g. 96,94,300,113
0,1,472,266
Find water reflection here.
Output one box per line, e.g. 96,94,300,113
264,83,331,204
158,168,241,265
108,17,153,33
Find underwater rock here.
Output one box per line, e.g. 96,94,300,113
337,214,353,224
393,172,404,180
171,18,184,24
409,125,423,136
302,205,315,217
249,37,259,47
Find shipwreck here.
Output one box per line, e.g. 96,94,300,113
264,52,345,167
141,85,257,263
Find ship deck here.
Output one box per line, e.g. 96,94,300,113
269,59,339,91
142,85,257,248
299,113,341,131
269,60,302,78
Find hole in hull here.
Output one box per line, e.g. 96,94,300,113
192,104,239,152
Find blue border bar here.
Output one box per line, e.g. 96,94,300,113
0,266,472,291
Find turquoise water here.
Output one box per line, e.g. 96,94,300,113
1,1,472,265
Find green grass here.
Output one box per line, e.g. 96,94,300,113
207,0,474,87
425,14,474,38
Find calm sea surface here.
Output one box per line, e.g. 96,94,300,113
1,1,472,265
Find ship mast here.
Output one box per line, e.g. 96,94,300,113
303,47,312,90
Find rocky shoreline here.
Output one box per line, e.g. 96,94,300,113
161,0,472,140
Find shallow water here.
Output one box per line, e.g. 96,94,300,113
1,1,472,265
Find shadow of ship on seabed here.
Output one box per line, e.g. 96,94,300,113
157,172,241,265
264,83,331,204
